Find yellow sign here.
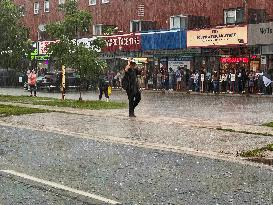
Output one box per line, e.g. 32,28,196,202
187,26,248,47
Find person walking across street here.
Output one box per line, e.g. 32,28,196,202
28,70,37,97
122,61,142,117
98,74,110,102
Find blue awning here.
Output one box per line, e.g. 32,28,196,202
141,30,186,51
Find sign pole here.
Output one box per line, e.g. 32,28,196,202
201,73,205,92
61,65,65,100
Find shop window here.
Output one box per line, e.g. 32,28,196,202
130,20,156,32
224,8,244,25
34,2,39,14
44,0,50,13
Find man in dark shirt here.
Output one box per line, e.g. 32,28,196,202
98,74,109,102
123,61,142,117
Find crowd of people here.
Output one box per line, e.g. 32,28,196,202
25,64,273,97
147,67,273,95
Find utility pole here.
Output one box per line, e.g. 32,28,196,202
61,65,65,100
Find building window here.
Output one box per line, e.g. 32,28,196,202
248,9,267,24
130,20,140,32
34,2,39,14
170,16,187,29
102,0,109,4
89,0,96,5
44,0,50,13
59,0,65,5
130,20,156,32
224,8,244,24
93,24,102,36
19,5,25,16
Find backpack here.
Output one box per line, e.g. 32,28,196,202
121,74,129,90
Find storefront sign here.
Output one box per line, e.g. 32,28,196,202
38,41,56,55
220,57,249,63
75,37,100,51
31,55,49,61
187,26,248,47
248,22,273,45
168,60,191,72
103,33,141,52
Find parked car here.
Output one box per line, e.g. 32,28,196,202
38,72,60,92
36,76,45,90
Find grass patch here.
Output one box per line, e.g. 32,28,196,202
216,127,273,137
263,122,273,128
0,95,126,110
240,144,273,158
32,99,126,109
0,104,48,117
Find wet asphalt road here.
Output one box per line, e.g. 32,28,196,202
1,125,273,204
0,88,273,204
0,88,273,125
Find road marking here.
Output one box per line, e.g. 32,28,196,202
0,169,120,204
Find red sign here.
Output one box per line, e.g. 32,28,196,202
220,57,249,63
38,41,56,55
103,33,141,52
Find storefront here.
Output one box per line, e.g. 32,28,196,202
36,41,56,74
248,22,273,71
187,25,249,73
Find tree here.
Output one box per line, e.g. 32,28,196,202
45,0,106,100
0,0,31,71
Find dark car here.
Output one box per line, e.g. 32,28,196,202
39,72,60,92
36,76,45,90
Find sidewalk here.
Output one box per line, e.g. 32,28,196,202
1,87,273,99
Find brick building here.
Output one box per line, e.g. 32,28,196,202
13,0,273,41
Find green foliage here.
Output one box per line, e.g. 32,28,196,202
0,104,48,117
0,95,127,110
240,148,265,158
0,0,31,70
263,122,273,128
240,144,273,158
45,0,106,81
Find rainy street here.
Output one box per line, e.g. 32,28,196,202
2,0,273,203
0,89,273,204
